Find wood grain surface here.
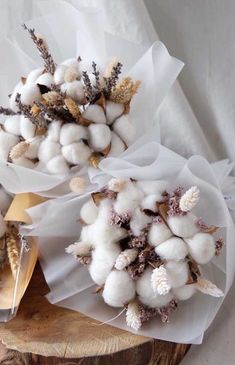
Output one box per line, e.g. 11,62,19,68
0,264,190,364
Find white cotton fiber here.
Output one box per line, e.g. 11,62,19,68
0,188,12,214
20,84,41,105
0,129,19,161
66,241,91,257
38,139,61,163
59,124,88,146
80,199,98,225
148,220,172,247
54,64,66,84
172,284,196,301
141,194,159,212
24,137,42,159
113,115,136,145
107,132,126,157
61,80,85,102
82,105,106,124
88,124,111,151
89,245,121,286
167,213,199,238
155,237,188,260
136,267,173,308
47,121,62,142
105,101,124,124
130,207,152,236
185,232,215,264
0,213,6,238
36,73,54,88
4,115,21,135
12,156,35,169
62,142,91,165
103,270,135,307
114,181,144,215
165,261,189,288
46,155,69,175
26,68,43,84
20,116,36,139
136,180,169,199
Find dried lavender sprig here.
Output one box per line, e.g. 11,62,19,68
0,107,17,116
35,101,74,124
92,62,101,93
82,71,93,102
103,62,122,97
15,93,41,126
22,24,56,75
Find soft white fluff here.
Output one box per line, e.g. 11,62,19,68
80,199,98,225
185,233,215,264
113,115,135,145
88,124,111,151
47,121,62,142
66,241,91,257
26,68,43,84
114,181,144,215
0,188,12,214
103,270,136,307
148,220,172,247
36,72,54,88
172,284,196,301
62,142,91,165
108,178,127,192
136,180,169,199
82,105,106,124
155,237,188,261
12,156,35,169
4,115,21,135
62,58,82,76
115,248,138,270
167,213,199,238
0,129,19,161
107,132,126,157
0,213,6,238
105,101,124,124
38,139,61,163
69,177,87,194
165,261,189,288
20,116,36,140
136,267,173,308
20,84,41,105
46,155,69,175
24,137,42,159
141,194,159,212
61,80,85,102
60,124,88,146
89,245,121,285
64,66,80,83
130,207,152,236
54,64,67,84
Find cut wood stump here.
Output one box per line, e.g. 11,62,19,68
0,263,190,365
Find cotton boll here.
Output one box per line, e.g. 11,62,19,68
20,84,41,106
89,245,121,286
0,188,12,214
82,105,106,124
0,214,6,238
185,232,215,264
141,195,159,213
26,68,44,84
47,121,62,142
130,207,152,236
107,132,126,157
46,155,69,175
167,213,199,238
105,101,124,124
136,267,173,308
38,139,61,163
155,237,188,261
66,241,91,257
62,142,91,165
165,261,189,288
114,181,144,215
62,58,81,69
103,270,135,307
172,284,196,301
80,199,98,225
54,64,66,84
10,82,24,112
136,180,169,199
60,124,88,146
0,129,19,161
4,115,21,135
24,137,42,159
61,80,85,102
36,72,54,88
148,220,173,247
88,124,111,152
20,116,36,139
12,156,35,169
113,115,136,146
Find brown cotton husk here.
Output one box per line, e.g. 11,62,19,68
21,77,27,85
91,191,107,206
158,202,169,222
101,143,111,157
89,153,101,169
187,256,201,284
202,225,219,234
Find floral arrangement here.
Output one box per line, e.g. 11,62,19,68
67,178,224,330
0,25,140,177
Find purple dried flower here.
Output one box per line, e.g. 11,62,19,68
109,210,130,228
157,299,178,323
215,238,224,256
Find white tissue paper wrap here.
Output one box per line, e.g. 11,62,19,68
23,139,235,345
0,0,183,197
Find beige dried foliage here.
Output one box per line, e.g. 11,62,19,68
64,98,81,120
89,152,101,169
9,141,30,160
6,228,20,280
110,77,141,104
42,91,63,106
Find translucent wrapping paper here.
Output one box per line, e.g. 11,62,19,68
24,141,235,344
0,0,183,197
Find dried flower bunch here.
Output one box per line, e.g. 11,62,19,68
0,25,140,175
67,178,224,330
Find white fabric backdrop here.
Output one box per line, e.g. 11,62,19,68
0,0,234,363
